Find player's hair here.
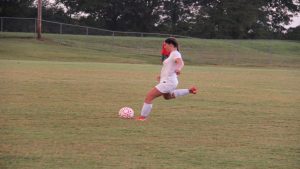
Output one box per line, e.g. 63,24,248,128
165,37,179,51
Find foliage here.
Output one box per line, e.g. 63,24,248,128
0,0,299,39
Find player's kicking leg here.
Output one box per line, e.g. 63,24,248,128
163,86,198,100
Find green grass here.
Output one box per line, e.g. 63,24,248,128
0,33,300,168
0,32,300,67
0,60,299,169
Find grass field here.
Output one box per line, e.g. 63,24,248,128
1,32,300,67
0,33,300,168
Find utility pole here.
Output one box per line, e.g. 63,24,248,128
37,0,42,39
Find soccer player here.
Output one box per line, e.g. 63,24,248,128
136,38,197,121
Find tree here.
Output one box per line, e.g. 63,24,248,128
192,0,299,39
285,26,300,40
156,0,197,34
1,0,299,39
57,0,161,32
261,0,300,33
0,0,35,17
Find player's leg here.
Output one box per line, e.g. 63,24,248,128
163,92,175,100
144,87,163,104
138,87,163,121
163,86,198,100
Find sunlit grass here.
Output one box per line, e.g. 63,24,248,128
0,60,299,169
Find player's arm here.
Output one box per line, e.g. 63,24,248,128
156,75,160,82
175,57,184,75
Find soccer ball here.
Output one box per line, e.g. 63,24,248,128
119,107,134,119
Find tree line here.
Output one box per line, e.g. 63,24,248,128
0,0,299,39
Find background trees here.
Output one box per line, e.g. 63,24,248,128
0,0,299,39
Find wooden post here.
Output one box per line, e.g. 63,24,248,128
37,0,42,39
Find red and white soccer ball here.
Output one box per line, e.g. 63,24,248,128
119,107,134,119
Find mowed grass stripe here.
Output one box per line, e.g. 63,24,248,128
1,32,300,67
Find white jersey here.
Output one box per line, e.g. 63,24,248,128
160,50,182,83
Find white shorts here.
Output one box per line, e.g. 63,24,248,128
155,79,178,94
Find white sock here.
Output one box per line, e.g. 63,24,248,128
141,103,153,117
173,89,189,98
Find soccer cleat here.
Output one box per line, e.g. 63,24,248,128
136,116,147,121
189,86,197,94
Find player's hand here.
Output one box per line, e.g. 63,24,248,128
175,69,181,75
156,75,160,82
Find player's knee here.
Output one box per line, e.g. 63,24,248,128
166,93,176,100
145,94,154,103
163,94,173,100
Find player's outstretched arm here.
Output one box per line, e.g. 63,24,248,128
175,58,184,75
